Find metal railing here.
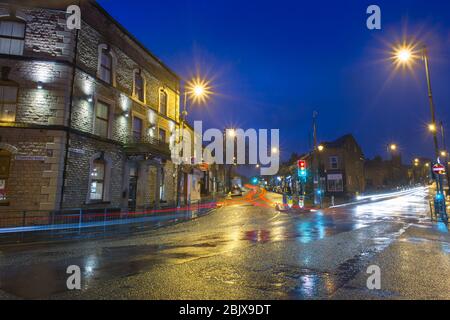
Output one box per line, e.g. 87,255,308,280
123,134,170,154
0,194,222,231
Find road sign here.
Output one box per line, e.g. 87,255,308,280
432,163,445,174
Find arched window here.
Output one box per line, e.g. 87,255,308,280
134,69,144,102
0,18,25,56
159,89,167,115
87,153,112,203
89,158,106,201
98,45,113,84
0,149,11,202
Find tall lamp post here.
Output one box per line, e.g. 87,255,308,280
393,44,439,158
176,77,211,207
392,42,446,218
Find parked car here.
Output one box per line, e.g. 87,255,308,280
230,185,243,196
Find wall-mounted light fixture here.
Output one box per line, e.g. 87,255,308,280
123,110,129,118
87,95,93,103
37,81,43,89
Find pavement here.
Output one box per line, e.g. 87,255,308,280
0,186,448,300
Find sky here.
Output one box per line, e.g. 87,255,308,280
98,0,450,166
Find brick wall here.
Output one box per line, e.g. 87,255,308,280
62,133,125,209
0,3,76,61
0,58,71,126
0,128,65,211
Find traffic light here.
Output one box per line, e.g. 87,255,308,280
297,160,307,178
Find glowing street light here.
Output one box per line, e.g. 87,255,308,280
391,41,440,158
272,147,278,154
389,144,397,152
227,129,236,138
177,75,213,207
441,151,447,157
428,123,437,133
186,77,212,104
318,145,324,152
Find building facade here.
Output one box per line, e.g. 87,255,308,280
315,134,365,197
0,0,182,213
365,154,421,191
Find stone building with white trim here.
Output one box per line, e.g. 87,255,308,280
0,0,181,213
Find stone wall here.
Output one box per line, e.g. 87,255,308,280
62,133,125,209
0,128,65,211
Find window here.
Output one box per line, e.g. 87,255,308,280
132,116,143,141
134,71,144,102
159,90,167,115
99,48,112,84
159,128,166,143
329,156,339,169
327,174,343,192
0,149,11,202
89,159,105,201
0,85,17,122
0,19,25,56
94,101,110,138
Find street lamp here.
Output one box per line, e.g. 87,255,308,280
318,145,324,152
176,76,212,207
428,123,437,133
271,147,278,154
227,129,236,138
391,42,440,158
389,143,397,152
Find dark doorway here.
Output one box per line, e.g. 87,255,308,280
128,167,138,210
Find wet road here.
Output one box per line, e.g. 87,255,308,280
0,186,449,299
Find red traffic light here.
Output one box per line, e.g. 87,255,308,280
297,160,306,169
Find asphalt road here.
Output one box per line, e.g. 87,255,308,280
0,187,449,300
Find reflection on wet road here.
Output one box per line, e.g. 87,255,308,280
0,186,448,299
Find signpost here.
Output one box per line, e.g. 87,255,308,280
432,161,447,222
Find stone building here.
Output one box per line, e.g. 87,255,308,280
364,154,419,191
313,134,365,197
0,0,181,213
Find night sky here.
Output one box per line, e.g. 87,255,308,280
98,0,450,165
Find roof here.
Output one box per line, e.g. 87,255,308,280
321,134,357,149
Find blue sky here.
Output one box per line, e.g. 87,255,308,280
99,0,450,164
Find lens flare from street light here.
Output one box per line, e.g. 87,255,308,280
428,123,437,132
397,48,411,62
193,85,204,97
186,77,212,104
227,129,236,138
391,41,420,71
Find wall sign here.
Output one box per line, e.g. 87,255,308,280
15,155,46,161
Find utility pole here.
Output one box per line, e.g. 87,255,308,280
312,111,321,207
440,121,450,192
423,46,440,159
